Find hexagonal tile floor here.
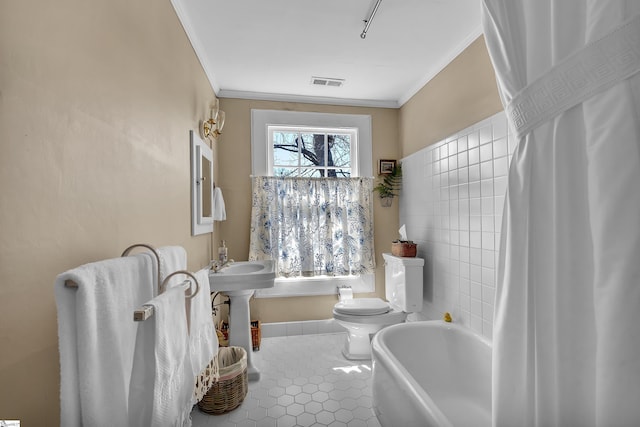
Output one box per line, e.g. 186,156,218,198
191,333,381,427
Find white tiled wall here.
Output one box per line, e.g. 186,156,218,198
399,111,515,339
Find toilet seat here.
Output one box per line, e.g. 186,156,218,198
334,298,390,316
332,306,407,325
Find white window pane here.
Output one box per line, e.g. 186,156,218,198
330,134,351,168
274,167,298,177
300,133,319,167
273,132,300,166
298,168,323,177
265,122,362,178
331,168,351,178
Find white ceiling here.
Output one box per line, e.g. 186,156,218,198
171,0,483,108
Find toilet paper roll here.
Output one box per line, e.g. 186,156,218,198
338,287,353,301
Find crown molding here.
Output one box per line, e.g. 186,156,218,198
217,89,400,109
170,0,220,95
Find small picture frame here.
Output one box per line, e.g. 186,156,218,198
379,159,397,175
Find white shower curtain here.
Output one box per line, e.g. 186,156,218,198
482,1,640,426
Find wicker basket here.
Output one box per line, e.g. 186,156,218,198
198,346,248,414
391,241,417,257
193,355,219,403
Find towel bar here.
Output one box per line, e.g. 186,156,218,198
134,305,155,321
133,272,201,321
60,244,201,323
64,279,79,288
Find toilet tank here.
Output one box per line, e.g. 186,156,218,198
383,253,424,312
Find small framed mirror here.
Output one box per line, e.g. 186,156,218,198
190,130,214,235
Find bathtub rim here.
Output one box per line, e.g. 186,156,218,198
371,320,492,427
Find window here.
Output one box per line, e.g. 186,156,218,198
251,110,372,177
269,126,357,178
251,110,374,298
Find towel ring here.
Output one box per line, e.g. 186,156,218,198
121,243,162,294
134,270,199,321
160,270,200,299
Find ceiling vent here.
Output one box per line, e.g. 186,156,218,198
311,76,345,87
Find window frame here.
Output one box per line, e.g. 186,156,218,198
268,125,359,178
251,110,373,177
251,109,374,298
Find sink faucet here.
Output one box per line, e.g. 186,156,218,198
210,259,234,273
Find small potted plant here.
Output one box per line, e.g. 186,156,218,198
373,161,402,207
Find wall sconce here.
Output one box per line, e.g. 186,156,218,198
200,99,226,140
213,110,225,137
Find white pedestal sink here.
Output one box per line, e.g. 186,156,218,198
209,260,275,381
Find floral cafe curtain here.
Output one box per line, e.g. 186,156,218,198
249,176,375,278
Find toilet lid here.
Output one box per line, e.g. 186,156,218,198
334,298,390,315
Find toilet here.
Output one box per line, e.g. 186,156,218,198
333,253,424,360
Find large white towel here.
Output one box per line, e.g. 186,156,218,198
54,254,155,427
190,268,218,383
157,246,188,289
212,187,226,221
128,284,194,427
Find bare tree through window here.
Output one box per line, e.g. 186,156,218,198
271,128,352,178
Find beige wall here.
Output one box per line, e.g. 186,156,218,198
0,0,216,424
217,98,400,323
399,36,503,157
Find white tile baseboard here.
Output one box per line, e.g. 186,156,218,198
261,316,429,338
261,318,346,338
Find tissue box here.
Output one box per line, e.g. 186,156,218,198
391,241,417,257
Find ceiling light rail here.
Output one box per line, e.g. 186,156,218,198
360,0,382,39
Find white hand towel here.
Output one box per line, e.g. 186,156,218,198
54,254,155,427
190,268,218,380
157,246,188,289
129,284,194,427
212,187,226,221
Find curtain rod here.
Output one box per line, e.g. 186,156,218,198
361,0,383,39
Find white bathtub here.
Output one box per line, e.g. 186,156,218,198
371,321,492,427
